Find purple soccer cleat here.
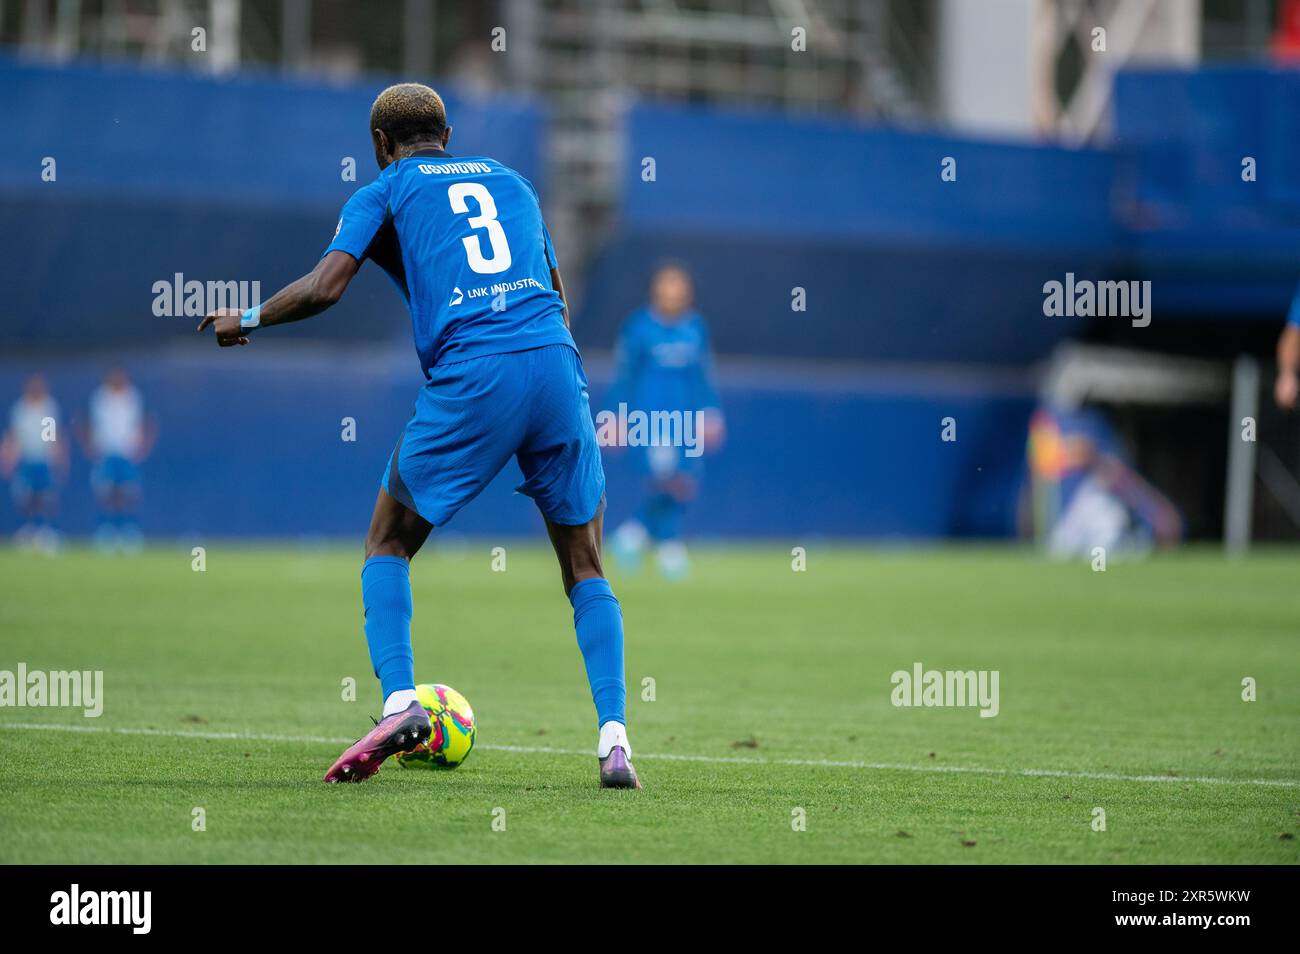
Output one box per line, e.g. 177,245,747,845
599,745,642,789
324,700,432,783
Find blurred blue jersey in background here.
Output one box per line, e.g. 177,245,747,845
608,307,720,436
606,264,723,579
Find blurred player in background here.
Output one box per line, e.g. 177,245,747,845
608,262,724,580
1274,288,1299,409
1025,404,1182,558
1,374,67,553
79,368,154,553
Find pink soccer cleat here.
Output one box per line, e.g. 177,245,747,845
324,701,432,783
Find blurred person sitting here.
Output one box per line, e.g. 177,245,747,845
1025,405,1182,559
607,262,724,580
1,374,67,553
78,368,155,553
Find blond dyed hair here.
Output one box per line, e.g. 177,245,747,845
370,83,447,146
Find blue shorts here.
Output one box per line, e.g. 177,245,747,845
12,460,52,502
93,454,139,492
383,344,606,527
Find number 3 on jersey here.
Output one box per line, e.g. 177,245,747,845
448,182,512,275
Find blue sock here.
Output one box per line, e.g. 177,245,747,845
569,577,626,727
361,556,415,702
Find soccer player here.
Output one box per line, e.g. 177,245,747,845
82,368,154,553
1025,404,1182,557
1,374,67,553
198,84,638,788
1275,292,1299,409
608,262,724,580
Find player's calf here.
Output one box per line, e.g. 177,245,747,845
545,514,641,790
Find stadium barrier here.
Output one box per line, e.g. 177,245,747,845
0,350,1032,539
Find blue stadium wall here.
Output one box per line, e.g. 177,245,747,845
1112,65,1300,315
0,54,544,348
580,103,1116,364
0,355,1030,540
3,57,1297,539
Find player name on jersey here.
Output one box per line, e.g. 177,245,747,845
417,161,493,175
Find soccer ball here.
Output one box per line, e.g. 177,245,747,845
396,683,476,769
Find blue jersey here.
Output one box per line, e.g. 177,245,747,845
326,148,573,373
1289,282,1300,327
608,307,720,414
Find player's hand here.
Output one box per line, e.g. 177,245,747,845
699,408,726,453
1275,372,1298,410
197,309,250,347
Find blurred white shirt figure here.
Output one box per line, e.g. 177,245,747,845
91,377,144,459
2,374,64,553
87,369,150,554
9,391,59,462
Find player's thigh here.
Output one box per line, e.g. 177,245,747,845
515,346,606,527
385,356,529,529
544,513,605,596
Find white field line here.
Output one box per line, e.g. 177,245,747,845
2,720,1297,789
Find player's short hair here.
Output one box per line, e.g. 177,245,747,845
370,83,447,147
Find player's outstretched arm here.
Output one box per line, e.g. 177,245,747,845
197,251,361,347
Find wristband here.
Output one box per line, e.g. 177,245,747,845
240,304,262,330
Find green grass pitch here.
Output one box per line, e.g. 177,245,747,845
0,543,1296,864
